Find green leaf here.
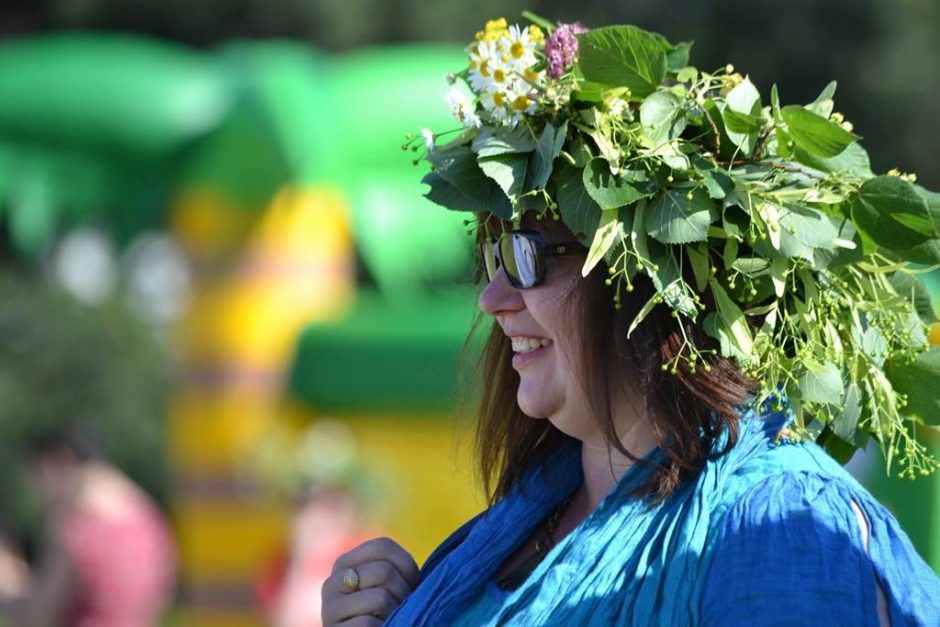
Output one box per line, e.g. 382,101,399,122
755,205,841,261
639,91,686,144
577,25,668,97
805,80,837,118
885,348,940,425
852,175,935,251
722,109,763,134
628,294,659,338
687,242,710,292
724,78,762,155
695,163,734,200
797,359,843,405
793,142,873,178
890,272,938,324
529,121,568,190
709,278,754,361
676,66,698,84
851,323,888,367
781,105,859,158
833,382,862,442
632,199,651,264
781,205,840,249
422,172,477,212
647,188,717,244
556,162,603,243
648,254,697,317
896,240,940,265
732,257,771,276
583,208,622,276
649,33,692,72
770,83,783,123
479,154,528,201
582,158,648,210
471,126,537,157
893,185,940,263
817,427,859,465
425,148,511,217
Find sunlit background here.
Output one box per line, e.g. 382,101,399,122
0,1,938,625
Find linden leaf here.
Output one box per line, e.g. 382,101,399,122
852,175,935,251
797,359,843,405
885,348,940,425
639,91,687,144
479,153,528,201
556,162,603,244
529,121,568,190
578,25,668,97
582,158,649,210
709,278,754,362
647,188,717,244
583,208,622,277
781,105,859,158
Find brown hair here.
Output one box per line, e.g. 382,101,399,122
472,219,755,505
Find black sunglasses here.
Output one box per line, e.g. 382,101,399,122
481,229,583,289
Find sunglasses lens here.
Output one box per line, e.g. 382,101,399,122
499,232,541,288
481,242,498,282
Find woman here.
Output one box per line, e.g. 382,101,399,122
322,17,940,626
0,429,177,627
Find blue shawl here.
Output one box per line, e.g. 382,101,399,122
385,405,940,625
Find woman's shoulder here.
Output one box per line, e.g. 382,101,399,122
701,441,940,626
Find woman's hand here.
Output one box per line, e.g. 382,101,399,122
321,537,419,627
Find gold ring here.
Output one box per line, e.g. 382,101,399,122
341,567,360,592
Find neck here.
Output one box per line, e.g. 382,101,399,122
577,395,659,511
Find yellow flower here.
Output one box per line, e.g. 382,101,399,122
476,18,509,43
512,94,534,112
529,25,545,45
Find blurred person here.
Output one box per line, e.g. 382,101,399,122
0,428,176,627
0,529,29,602
320,16,940,627
254,419,381,627
257,484,376,627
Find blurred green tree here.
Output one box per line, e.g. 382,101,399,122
0,272,171,546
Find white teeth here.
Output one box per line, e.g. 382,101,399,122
510,336,553,354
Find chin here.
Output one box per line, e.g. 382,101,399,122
516,385,559,420
516,381,564,419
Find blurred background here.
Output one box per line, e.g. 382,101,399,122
0,1,937,625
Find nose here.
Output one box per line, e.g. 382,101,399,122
478,267,525,317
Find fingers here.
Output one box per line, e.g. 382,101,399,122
333,537,419,588
323,584,401,624
322,537,419,627
357,560,413,602
337,617,383,627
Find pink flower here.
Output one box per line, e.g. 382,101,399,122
544,22,589,79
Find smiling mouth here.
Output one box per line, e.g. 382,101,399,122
510,336,553,354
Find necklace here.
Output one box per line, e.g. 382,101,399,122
496,496,572,591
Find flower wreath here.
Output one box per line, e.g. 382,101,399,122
408,14,940,478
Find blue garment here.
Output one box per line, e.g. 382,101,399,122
385,405,940,626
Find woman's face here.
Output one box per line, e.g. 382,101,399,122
478,225,593,439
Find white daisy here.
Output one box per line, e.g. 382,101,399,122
479,89,513,124
468,40,500,93
444,88,482,128
504,25,538,72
